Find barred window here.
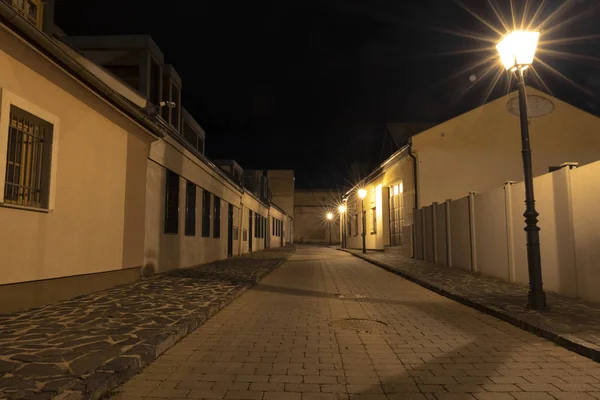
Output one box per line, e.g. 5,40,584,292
4,105,53,209
185,180,196,236
213,196,221,238
202,190,211,237
164,169,179,234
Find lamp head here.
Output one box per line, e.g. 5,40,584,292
496,30,540,71
358,188,367,199
338,204,346,213
326,212,333,220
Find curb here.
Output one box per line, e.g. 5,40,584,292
51,250,295,400
342,249,600,363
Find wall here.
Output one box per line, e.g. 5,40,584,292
294,189,342,244
267,170,295,217
0,24,153,287
414,161,600,303
145,138,277,272
268,205,286,248
412,87,600,207
344,153,414,256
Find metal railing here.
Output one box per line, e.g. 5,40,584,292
4,109,48,208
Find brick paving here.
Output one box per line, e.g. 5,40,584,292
110,246,600,400
342,249,600,363
0,247,295,400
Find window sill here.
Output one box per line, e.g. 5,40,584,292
0,202,50,213
371,231,377,235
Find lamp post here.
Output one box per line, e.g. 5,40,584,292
358,189,367,254
496,30,546,309
338,204,347,248
326,212,333,246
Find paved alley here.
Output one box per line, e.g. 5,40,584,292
111,246,600,400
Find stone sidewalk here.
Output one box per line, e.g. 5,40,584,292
342,248,600,363
0,247,295,400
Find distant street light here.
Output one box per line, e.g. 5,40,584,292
338,204,347,248
326,212,333,246
496,30,546,310
357,189,367,254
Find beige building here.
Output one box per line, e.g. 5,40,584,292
0,1,293,313
294,189,342,245
345,88,600,259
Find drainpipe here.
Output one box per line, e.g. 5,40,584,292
408,138,418,258
408,138,418,209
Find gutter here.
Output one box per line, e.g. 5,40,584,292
342,144,410,200
0,1,166,139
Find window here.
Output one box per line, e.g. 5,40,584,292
171,83,180,130
185,181,196,236
233,226,239,240
12,0,42,28
164,169,179,234
354,214,359,236
263,217,266,238
161,79,170,121
149,57,161,106
254,213,259,237
213,196,221,238
202,190,211,237
371,207,377,234
3,105,53,209
243,229,248,241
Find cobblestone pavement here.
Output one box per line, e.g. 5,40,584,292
343,249,600,363
0,247,295,400
111,246,600,400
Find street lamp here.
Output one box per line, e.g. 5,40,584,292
357,189,367,254
326,212,333,246
338,204,347,248
496,30,546,309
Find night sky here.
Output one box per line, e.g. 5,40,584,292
55,0,600,189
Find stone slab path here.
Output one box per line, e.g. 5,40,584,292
110,246,600,400
0,247,295,400
343,248,600,363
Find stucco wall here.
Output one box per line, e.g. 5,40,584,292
268,170,294,217
414,162,600,303
413,88,600,208
0,25,153,285
294,190,342,244
144,144,276,272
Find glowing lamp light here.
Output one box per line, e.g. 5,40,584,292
496,30,540,71
357,189,367,199
326,212,333,220
338,205,346,213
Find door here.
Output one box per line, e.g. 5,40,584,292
389,184,403,246
227,204,234,257
248,210,253,252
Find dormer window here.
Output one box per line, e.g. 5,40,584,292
161,66,182,131
12,0,42,29
148,56,162,107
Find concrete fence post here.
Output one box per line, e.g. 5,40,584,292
421,207,426,260
468,192,478,273
432,202,438,264
504,181,516,282
445,199,452,267
561,161,579,298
